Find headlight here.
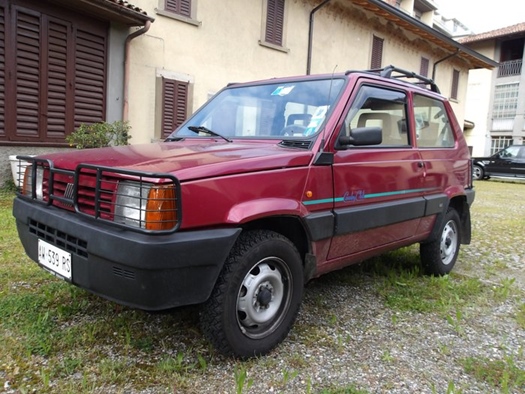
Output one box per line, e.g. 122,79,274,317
22,165,44,200
115,181,177,231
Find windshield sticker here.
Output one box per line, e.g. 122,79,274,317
271,86,295,96
304,105,329,136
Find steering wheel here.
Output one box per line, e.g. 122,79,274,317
279,125,307,137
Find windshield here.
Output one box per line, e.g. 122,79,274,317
170,78,346,139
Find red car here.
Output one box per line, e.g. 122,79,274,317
13,66,474,358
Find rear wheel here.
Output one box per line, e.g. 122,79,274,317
200,230,304,358
420,208,461,275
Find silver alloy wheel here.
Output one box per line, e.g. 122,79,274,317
236,257,292,339
472,165,483,180
440,219,458,266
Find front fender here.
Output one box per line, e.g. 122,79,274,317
225,198,310,224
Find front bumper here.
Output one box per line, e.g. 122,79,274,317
13,197,241,311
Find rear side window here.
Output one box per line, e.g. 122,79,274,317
413,94,455,148
344,85,409,146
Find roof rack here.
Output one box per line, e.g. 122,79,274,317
347,65,441,94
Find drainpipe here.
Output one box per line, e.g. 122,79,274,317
307,0,331,75
123,21,151,122
432,49,460,81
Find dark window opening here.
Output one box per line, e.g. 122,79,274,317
451,69,459,100
371,35,383,69
420,57,429,77
498,38,524,77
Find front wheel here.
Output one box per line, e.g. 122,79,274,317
420,208,461,276
200,230,304,358
472,164,484,180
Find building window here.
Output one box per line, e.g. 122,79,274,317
451,69,460,100
414,8,422,20
490,136,513,155
265,0,285,47
161,78,188,138
165,0,191,17
493,83,519,119
420,57,429,77
395,0,402,8
371,35,384,69
0,3,108,144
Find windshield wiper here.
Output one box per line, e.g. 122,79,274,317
188,126,232,143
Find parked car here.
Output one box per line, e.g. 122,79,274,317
13,66,474,358
472,145,525,180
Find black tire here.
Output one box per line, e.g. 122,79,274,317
200,230,304,358
472,164,484,180
420,208,461,276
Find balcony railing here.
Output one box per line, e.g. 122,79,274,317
498,59,523,77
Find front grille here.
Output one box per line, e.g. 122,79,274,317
113,266,136,280
18,159,182,234
29,219,88,258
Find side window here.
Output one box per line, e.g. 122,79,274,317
342,85,409,147
413,94,455,148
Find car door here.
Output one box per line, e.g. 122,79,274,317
328,83,426,261
486,146,525,177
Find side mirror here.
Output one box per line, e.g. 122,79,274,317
338,126,382,148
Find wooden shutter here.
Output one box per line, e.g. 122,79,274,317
420,57,429,77
74,29,106,127
14,7,40,139
165,0,191,17
1,1,107,143
265,0,285,46
0,5,5,139
45,17,73,139
451,69,460,100
371,35,383,69
161,78,188,138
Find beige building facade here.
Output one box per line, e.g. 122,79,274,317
125,0,496,144
0,0,497,185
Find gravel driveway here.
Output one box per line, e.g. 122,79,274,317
149,180,525,394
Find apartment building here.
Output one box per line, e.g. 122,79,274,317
461,23,525,156
0,0,496,184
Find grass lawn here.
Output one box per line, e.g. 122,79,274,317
0,181,524,393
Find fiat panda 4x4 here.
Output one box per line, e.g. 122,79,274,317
13,66,474,358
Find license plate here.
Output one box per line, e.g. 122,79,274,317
38,239,72,280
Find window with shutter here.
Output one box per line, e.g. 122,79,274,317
370,35,383,69
0,1,108,144
451,69,460,100
165,0,191,18
265,0,285,47
420,57,429,77
161,78,188,138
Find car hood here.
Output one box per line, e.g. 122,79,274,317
39,140,314,181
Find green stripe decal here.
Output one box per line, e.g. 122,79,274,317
302,187,436,205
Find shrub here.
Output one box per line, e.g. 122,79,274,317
66,121,131,149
